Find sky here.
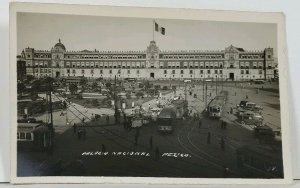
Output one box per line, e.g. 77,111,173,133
17,12,277,55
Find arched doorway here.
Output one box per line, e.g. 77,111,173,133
150,72,154,78
229,73,234,81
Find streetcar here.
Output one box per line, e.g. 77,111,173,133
236,145,283,178
170,99,188,119
207,96,226,118
17,122,54,151
157,107,177,133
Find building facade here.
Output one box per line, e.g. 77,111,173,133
19,39,276,81
17,55,27,81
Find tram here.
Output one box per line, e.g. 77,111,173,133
236,145,283,178
157,107,177,133
170,99,188,119
157,100,188,133
207,96,226,118
17,122,54,151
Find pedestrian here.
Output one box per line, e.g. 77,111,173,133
82,117,85,123
220,137,225,151
245,94,248,99
155,147,160,161
82,129,87,140
106,115,110,124
101,144,106,152
223,166,229,178
136,128,140,137
230,107,233,114
198,119,202,128
73,123,77,134
123,117,127,129
77,128,82,140
224,121,227,129
234,92,237,96
149,136,153,150
207,132,211,144
134,135,138,146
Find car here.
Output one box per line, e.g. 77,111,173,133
238,111,263,126
184,79,191,83
254,125,275,140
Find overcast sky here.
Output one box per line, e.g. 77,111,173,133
17,12,277,55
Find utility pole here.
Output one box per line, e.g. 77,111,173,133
184,83,187,101
114,75,120,124
48,91,53,131
205,82,208,109
203,80,205,101
215,76,218,96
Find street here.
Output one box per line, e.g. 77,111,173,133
17,81,282,178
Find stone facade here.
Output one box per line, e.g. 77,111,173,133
19,39,276,81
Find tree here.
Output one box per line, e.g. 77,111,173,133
69,84,78,95
79,77,88,86
136,91,144,98
105,82,112,88
92,99,99,107
17,82,26,93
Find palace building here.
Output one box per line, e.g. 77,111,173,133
18,39,276,81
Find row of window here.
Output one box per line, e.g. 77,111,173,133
161,54,224,59
31,61,266,68
32,64,269,69
65,54,145,59
17,132,33,141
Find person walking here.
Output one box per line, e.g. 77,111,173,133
134,135,138,146
155,147,160,161
101,144,106,153
149,136,153,150
220,137,225,151
207,132,211,144
198,119,202,128
83,128,87,140
73,123,77,134
106,115,110,124
223,166,229,178
223,121,227,129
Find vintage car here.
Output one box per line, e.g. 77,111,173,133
237,101,263,114
238,111,264,126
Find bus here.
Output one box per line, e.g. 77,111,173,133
207,96,226,118
236,145,283,178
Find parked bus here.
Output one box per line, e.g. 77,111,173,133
236,145,283,178
207,96,226,118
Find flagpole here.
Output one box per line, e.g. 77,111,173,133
153,19,155,41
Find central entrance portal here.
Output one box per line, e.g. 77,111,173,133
150,72,155,78
56,71,60,78
229,73,234,80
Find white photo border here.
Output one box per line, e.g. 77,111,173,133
9,2,292,184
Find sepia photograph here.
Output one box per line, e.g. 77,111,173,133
10,3,292,184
